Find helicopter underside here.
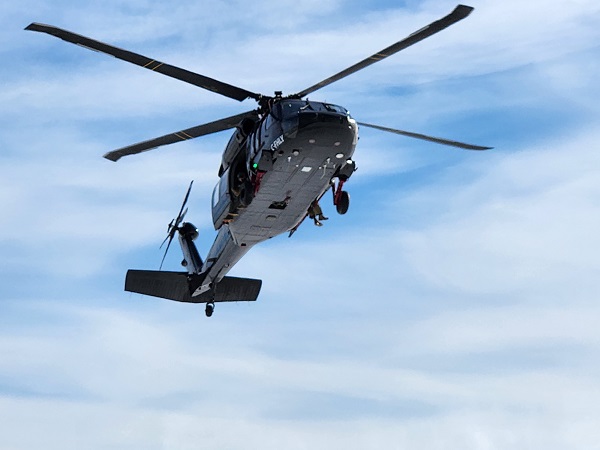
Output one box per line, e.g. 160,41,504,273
229,115,357,245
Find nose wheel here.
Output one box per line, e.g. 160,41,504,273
205,302,215,317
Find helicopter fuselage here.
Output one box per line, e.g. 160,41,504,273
192,99,358,293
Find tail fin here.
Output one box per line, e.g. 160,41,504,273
125,270,261,303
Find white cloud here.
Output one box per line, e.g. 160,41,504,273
397,131,600,296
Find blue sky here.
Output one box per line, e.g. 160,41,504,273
2,0,600,448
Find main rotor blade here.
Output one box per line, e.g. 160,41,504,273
294,4,474,98
104,110,258,161
25,23,261,102
358,122,492,150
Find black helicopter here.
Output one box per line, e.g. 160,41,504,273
27,4,491,316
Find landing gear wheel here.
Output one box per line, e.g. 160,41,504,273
205,302,215,317
336,191,350,215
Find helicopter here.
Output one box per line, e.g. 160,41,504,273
26,4,491,317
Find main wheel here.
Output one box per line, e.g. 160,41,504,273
205,302,215,317
336,191,350,215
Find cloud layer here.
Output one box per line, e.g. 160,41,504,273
2,0,600,449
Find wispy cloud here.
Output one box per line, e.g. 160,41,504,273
2,0,600,448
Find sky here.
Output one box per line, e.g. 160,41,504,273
1,0,600,448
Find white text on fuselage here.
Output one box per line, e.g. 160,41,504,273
270,135,285,151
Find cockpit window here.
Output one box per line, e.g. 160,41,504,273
280,100,349,118
324,103,348,114
281,100,305,118
269,101,282,120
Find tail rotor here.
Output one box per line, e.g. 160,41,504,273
160,181,193,270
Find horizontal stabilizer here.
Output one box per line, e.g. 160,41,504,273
125,270,262,303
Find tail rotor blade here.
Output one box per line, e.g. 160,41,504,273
159,181,194,270
358,122,492,151
180,207,188,224
175,182,193,226
159,229,173,250
159,236,174,271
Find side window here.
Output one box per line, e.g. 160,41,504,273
212,182,219,208
264,114,273,135
212,171,230,209
219,174,229,198
260,117,269,141
254,121,262,151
